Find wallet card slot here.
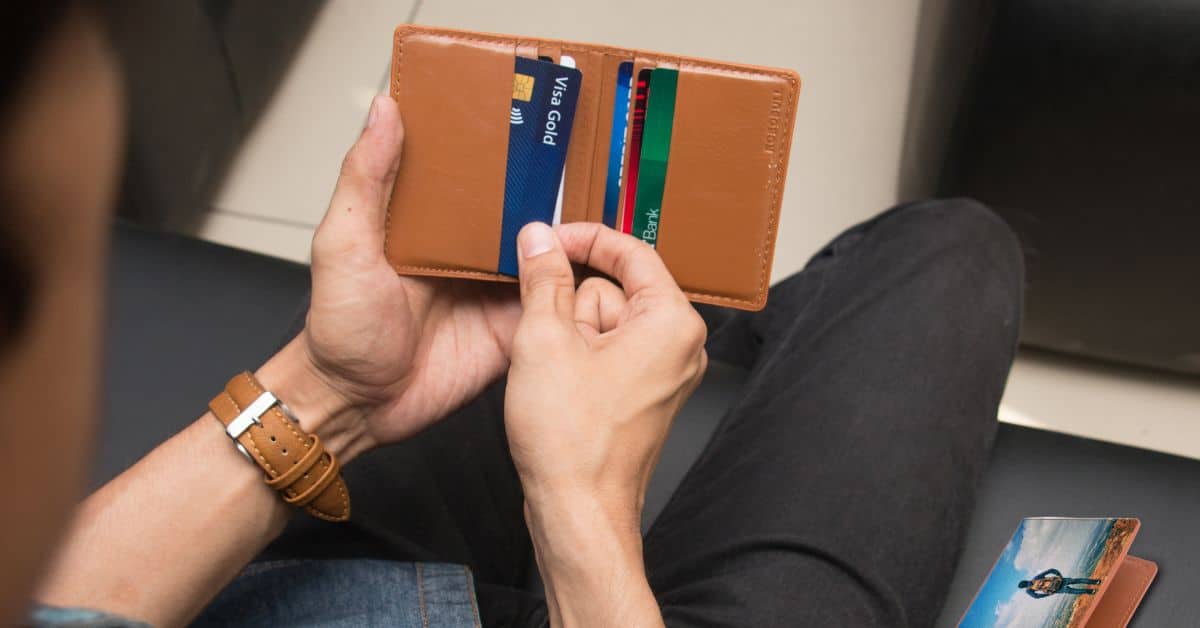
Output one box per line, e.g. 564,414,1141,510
385,26,800,307
516,41,538,59
537,44,562,62
613,56,658,232
585,53,634,225
558,49,604,224
385,27,517,276
654,63,799,309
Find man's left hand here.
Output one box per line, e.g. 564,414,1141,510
298,94,520,449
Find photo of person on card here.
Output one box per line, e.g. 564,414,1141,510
1019,569,1102,598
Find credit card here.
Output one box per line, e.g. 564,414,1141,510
602,61,633,228
552,55,577,226
619,68,652,234
498,56,583,275
631,68,678,248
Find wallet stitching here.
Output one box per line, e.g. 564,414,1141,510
563,47,608,224
714,61,796,307
392,264,516,281
387,27,799,307
382,31,402,273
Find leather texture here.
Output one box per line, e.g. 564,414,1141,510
208,372,350,522
1088,555,1158,628
384,25,801,311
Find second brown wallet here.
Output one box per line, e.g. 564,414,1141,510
385,25,801,310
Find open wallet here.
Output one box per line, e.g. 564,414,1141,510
959,517,1157,628
384,25,801,310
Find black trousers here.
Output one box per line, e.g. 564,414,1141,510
263,198,1025,627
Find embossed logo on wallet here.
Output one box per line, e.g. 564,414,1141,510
764,89,784,155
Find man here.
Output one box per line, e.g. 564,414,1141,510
1019,569,1103,598
2,2,1024,626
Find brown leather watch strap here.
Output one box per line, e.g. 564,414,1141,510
208,372,350,521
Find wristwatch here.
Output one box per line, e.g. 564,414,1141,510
208,371,350,521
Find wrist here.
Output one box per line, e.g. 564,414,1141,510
525,491,646,585
523,480,644,551
525,493,661,627
255,336,376,464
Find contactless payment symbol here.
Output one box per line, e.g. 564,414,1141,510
511,73,535,126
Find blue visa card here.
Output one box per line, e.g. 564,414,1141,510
498,56,583,276
602,62,633,228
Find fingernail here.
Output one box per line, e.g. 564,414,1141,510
519,222,555,258
366,95,383,128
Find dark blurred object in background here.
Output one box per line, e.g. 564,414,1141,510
939,0,1200,376
100,0,325,230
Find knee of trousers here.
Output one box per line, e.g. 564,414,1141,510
887,197,1025,321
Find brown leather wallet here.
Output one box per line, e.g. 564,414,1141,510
384,25,801,311
1087,555,1157,627
208,372,350,522
960,517,1157,627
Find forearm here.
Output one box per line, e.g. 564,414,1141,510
526,492,664,628
35,415,287,625
35,338,371,626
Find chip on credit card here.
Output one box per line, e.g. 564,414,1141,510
498,56,582,276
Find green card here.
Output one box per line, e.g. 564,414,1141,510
631,68,678,248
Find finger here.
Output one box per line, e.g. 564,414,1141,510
554,222,680,300
318,95,405,245
574,277,627,336
517,222,576,323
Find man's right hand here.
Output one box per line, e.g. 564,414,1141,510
503,221,708,627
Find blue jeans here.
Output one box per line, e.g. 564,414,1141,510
30,561,477,628
194,560,479,627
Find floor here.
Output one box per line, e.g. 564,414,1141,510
197,0,1200,460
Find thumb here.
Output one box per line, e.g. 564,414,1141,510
517,222,576,323
314,95,404,260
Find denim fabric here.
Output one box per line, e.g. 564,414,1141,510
193,560,480,627
31,561,478,628
27,605,148,628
